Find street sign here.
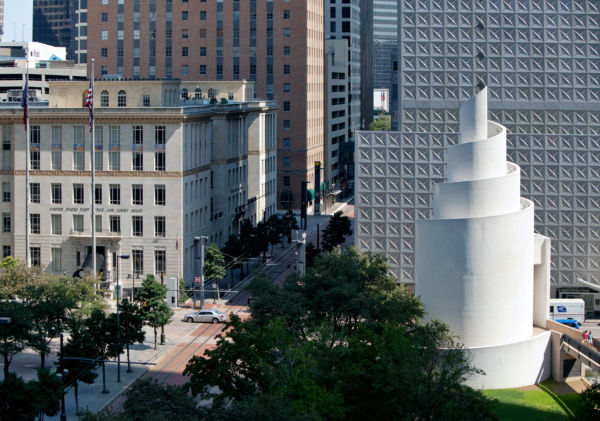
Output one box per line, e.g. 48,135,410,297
195,277,201,284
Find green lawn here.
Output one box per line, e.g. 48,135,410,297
483,382,583,421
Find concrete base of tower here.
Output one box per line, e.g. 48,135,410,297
464,328,552,389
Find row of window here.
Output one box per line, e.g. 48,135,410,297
27,125,167,171
20,213,167,237
3,244,167,276
3,183,166,206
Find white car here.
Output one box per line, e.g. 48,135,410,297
185,309,226,324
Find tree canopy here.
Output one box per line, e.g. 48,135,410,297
135,275,173,349
321,211,353,252
184,248,497,420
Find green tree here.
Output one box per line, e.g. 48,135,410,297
254,221,270,262
369,115,391,131
0,300,33,378
579,381,600,421
118,299,145,372
0,369,63,421
281,209,299,243
184,249,497,420
265,214,283,256
85,308,123,389
136,275,173,349
321,211,353,252
26,280,80,368
204,243,227,302
223,234,245,280
80,379,200,421
61,319,99,415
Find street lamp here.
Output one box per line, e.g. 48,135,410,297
194,236,209,308
116,253,130,383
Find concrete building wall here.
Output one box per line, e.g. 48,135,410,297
357,1,600,287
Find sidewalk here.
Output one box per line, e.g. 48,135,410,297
2,305,202,419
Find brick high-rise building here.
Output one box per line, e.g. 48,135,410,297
85,0,324,210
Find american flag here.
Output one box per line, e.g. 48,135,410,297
20,80,28,130
85,79,93,132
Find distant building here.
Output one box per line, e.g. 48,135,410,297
372,0,397,95
83,0,323,211
0,0,4,41
356,1,600,294
0,42,86,103
324,39,349,191
32,0,74,59
0,79,277,292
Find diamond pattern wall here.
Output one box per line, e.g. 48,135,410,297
356,0,600,286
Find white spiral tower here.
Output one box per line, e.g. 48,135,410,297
416,88,551,389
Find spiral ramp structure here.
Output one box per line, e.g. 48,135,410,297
416,88,552,389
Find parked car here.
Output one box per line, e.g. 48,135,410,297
555,319,580,329
185,309,226,324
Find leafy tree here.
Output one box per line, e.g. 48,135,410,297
117,299,145,372
265,214,284,256
25,280,80,368
204,243,227,302
84,308,123,389
80,379,199,421
281,209,299,243
579,381,600,421
184,248,497,420
369,115,391,131
61,319,99,415
0,369,63,421
0,300,33,378
254,221,270,261
321,211,352,252
135,275,173,349
305,243,321,268
223,234,244,278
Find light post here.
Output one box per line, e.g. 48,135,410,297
296,231,307,276
116,253,130,383
194,236,209,308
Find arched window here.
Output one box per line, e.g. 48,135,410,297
101,90,109,107
181,88,188,100
195,88,202,99
117,90,126,107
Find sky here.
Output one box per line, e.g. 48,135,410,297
4,0,33,42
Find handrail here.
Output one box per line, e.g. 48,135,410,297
562,334,600,366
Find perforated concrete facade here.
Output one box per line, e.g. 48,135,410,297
356,0,600,287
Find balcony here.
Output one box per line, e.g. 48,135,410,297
68,229,122,239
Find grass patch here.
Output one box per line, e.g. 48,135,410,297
483,382,583,421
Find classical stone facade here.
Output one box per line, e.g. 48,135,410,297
0,80,277,291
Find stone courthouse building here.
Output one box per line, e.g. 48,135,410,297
0,79,277,290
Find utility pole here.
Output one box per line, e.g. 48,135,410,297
195,236,208,309
59,334,67,421
160,272,166,345
115,254,129,383
297,232,306,276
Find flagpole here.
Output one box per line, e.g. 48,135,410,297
90,59,96,281
24,51,30,268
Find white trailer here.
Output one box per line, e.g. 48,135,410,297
549,298,585,323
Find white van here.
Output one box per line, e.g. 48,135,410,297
549,298,585,323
